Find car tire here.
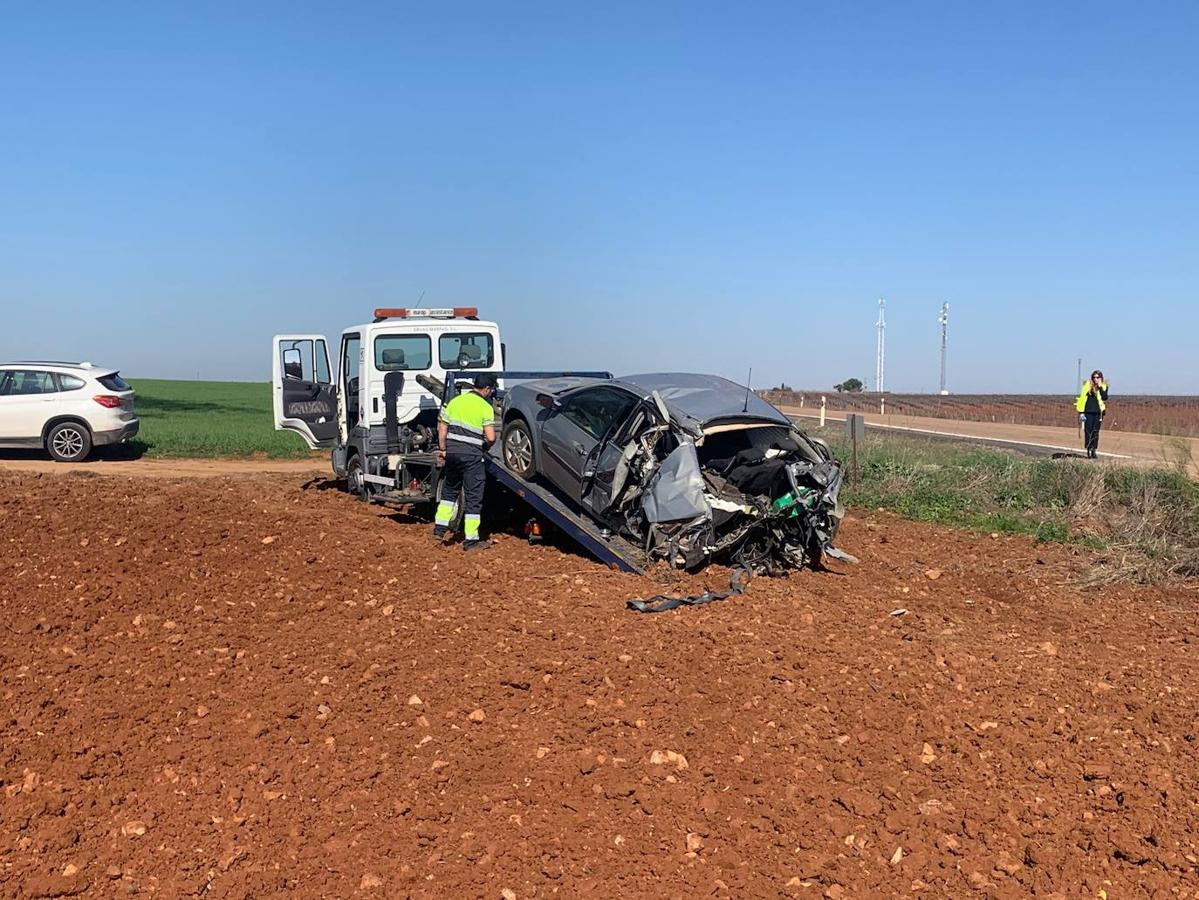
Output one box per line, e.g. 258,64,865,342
46,422,92,462
346,454,370,501
502,419,536,479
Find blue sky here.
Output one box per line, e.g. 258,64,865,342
2,1,1196,393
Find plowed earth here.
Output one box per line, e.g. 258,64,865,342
1,470,1197,898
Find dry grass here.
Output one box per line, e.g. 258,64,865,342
808,427,1199,585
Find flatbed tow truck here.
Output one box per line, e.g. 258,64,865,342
272,310,647,574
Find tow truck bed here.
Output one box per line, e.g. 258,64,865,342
483,447,648,574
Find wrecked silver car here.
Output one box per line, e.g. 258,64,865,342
499,372,846,572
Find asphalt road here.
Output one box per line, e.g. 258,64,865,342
786,406,1198,476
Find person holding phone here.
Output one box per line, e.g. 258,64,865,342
1074,369,1109,459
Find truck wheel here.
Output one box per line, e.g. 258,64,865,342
346,455,369,501
46,422,92,462
502,420,535,479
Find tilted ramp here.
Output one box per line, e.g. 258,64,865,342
483,446,647,575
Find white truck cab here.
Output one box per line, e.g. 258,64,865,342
273,308,503,500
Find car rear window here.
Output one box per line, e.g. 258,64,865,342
98,373,130,391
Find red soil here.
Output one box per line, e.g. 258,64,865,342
2,470,1197,897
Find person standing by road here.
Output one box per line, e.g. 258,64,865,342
1075,369,1109,459
433,373,498,550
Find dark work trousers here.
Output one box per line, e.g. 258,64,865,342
440,448,486,516
1083,413,1103,457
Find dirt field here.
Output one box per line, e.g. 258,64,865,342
2,469,1198,898
0,451,326,479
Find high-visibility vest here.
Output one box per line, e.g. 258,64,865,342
1075,381,1107,413
439,391,496,450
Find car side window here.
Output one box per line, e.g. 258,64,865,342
58,374,86,391
9,371,57,395
559,387,639,440
0,372,12,396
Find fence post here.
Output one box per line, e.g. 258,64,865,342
820,395,826,427
846,414,864,483
880,396,885,416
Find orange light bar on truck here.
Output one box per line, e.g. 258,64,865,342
373,307,479,319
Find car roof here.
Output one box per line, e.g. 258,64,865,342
0,361,117,375
619,373,792,426
516,372,792,428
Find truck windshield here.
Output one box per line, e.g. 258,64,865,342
439,333,494,369
374,335,432,371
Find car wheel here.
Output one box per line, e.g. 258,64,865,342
46,422,92,462
346,454,370,501
502,419,536,479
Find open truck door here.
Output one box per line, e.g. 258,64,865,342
272,334,338,449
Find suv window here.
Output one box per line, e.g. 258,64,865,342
374,335,431,371
1,370,57,395
59,374,87,391
560,387,639,439
438,333,494,369
98,373,130,391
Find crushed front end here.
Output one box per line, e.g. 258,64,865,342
588,414,847,573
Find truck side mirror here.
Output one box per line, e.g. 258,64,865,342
282,348,303,380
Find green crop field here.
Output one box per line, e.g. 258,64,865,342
127,379,317,458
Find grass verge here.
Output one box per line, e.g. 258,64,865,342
127,379,315,459
810,428,1199,584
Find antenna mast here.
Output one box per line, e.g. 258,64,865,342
875,298,886,393
938,302,950,395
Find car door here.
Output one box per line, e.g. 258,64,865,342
0,370,57,441
539,385,640,499
271,335,338,449
580,396,666,516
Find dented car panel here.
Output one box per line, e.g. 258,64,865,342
501,372,845,573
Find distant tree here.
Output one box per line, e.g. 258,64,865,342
834,378,865,393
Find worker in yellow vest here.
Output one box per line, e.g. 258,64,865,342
433,374,498,550
1075,369,1109,459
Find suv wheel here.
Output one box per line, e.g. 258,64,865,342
502,419,535,479
46,422,92,462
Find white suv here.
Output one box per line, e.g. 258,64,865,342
0,362,139,462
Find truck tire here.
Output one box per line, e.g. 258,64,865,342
46,422,92,462
346,454,369,501
502,419,536,479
